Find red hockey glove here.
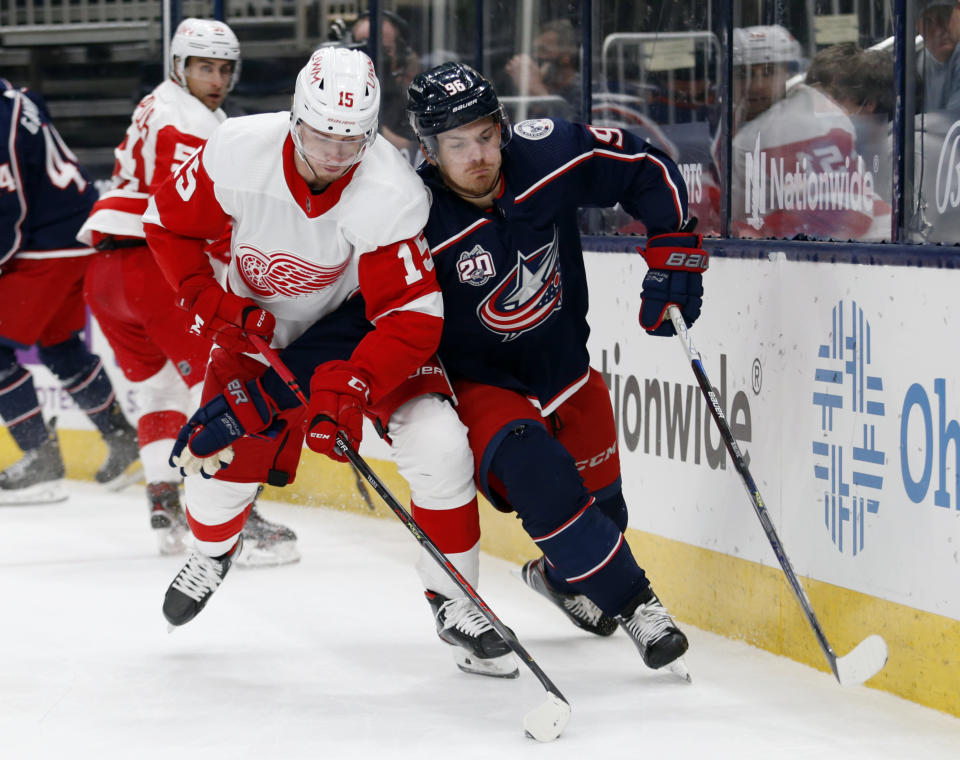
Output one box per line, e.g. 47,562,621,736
638,232,708,337
305,360,371,463
178,283,276,354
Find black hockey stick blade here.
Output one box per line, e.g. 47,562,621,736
337,435,571,741
665,307,888,686
250,336,571,740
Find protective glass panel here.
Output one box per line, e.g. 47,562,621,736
730,0,895,243
483,1,585,123
913,1,960,243
587,2,720,236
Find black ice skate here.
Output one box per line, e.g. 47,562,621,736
425,590,518,678
163,537,240,628
147,481,188,555
617,589,690,680
521,557,618,636
0,421,67,505
95,406,141,490
235,487,300,567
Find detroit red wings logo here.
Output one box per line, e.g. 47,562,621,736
236,245,349,298
477,228,562,341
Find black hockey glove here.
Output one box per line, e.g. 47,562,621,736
638,232,708,337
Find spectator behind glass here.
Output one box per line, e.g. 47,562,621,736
351,10,421,163
503,18,581,119
731,43,892,242
732,25,804,132
917,1,960,111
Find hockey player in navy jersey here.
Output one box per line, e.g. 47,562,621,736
0,79,140,504
407,62,706,675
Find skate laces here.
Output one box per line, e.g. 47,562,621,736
439,598,493,637
563,595,605,626
621,598,674,646
171,552,225,602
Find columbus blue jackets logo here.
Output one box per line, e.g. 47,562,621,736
477,227,562,341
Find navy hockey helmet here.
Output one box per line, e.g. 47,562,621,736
406,62,511,159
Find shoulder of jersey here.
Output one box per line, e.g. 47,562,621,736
151,80,226,135
202,112,289,179
341,139,430,243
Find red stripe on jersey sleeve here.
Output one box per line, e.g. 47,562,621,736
357,233,441,322
144,144,230,296
89,193,149,216
349,310,443,405
349,234,443,403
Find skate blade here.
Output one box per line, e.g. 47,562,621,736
156,530,188,556
234,541,301,568
100,461,144,492
664,656,692,683
0,479,68,506
451,649,519,679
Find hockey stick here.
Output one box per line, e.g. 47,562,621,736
665,306,888,687
251,335,570,741
350,459,377,510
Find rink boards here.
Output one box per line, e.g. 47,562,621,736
2,249,958,718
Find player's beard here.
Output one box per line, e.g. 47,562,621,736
442,163,502,201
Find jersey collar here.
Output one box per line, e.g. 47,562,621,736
282,134,359,217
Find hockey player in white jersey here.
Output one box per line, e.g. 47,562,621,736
78,18,298,564
143,47,515,677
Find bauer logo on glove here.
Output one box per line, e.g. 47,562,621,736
638,232,707,337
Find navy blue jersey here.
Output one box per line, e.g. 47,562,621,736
419,117,688,414
0,79,97,268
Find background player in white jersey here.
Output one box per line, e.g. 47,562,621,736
0,78,140,505
78,18,298,563
143,47,515,678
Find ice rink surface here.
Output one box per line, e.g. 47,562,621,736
2,482,959,760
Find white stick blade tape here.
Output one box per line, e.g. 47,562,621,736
836,634,889,686
523,692,571,742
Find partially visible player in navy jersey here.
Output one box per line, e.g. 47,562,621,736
407,62,709,676
0,79,139,505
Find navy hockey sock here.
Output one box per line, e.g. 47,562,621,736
38,337,118,434
489,424,649,616
594,481,628,532
543,481,628,594
0,358,48,451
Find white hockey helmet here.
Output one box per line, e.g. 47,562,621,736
289,47,380,168
733,25,803,66
170,18,241,92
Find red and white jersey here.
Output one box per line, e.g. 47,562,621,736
731,84,891,242
143,112,441,404
78,80,225,244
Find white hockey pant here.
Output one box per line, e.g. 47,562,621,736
183,476,259,557
387,394,479,599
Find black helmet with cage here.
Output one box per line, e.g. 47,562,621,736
406,61,512,159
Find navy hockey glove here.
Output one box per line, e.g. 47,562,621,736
178,282,276,355
169,377,284,478
638,232,708,337
305,360,370,463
